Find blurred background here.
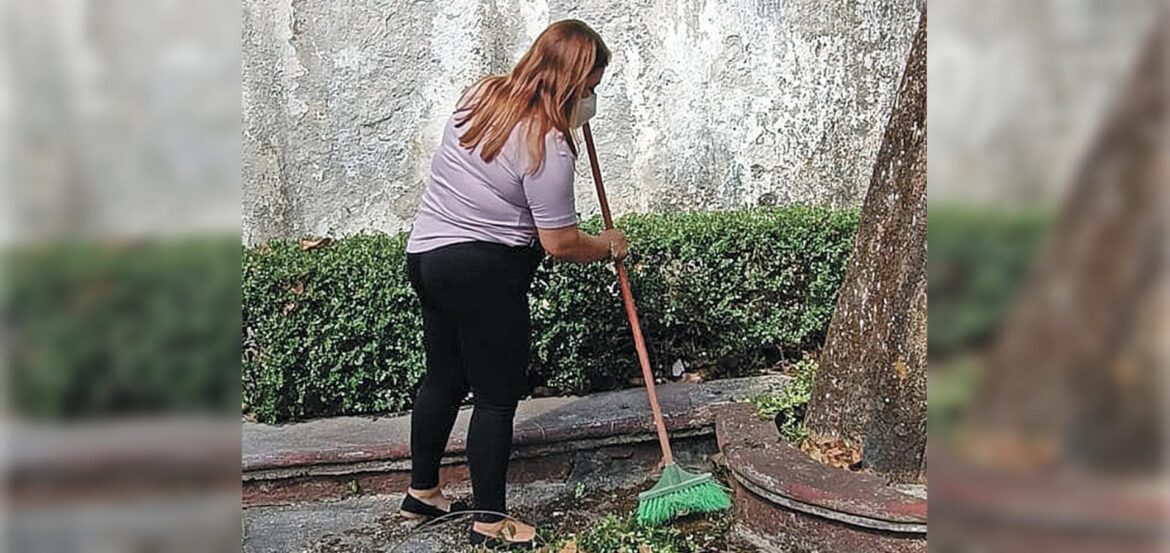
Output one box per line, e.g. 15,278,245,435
3,0,241,551
928,1,1167,551
2,0,1167,550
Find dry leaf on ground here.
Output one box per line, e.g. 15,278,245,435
800,437,861,470
557,539,579,553
299,237,332,251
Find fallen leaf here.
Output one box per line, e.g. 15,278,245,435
639,545,653,553
299,237,332,251
281,302,296,315
558,539,579,553
681,372,703,384
289,281,305,295
801,436,861,470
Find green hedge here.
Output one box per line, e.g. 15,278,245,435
2,208,1047,423
243,207,859,423
2,209,1047,422
927,207,1052,356
5,237,241,419
242,233,426,423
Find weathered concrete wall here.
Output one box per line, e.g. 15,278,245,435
4,0,241,242
241,0,922,244
5,1,1158,242
929,0,1164,207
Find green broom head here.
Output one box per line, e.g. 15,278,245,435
635,463,731,525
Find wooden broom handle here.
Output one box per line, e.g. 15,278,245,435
581,122,674,464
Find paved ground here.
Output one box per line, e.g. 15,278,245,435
244,440,684,552
244,483,560,553
242,377,787,552
14,493,240,553
244,437,758,552
244,478,764,553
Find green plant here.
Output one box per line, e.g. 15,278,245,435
242,234,424,423
543,510,737,553
577,513,687,553
530,206,858,394
928,354,983,439
753,356,818,442
928,207,1051,356
243,206,860,423
5,236,240,419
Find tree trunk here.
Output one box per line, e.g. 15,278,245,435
963,12,1167,474
803,7,928,483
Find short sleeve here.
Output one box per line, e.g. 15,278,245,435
522,133,578,229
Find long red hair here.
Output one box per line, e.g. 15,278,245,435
455,20,610,173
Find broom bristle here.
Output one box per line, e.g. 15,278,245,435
636,480,731,525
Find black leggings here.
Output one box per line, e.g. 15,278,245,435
406,241,543,522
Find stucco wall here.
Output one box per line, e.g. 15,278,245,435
4,0,241,243
928,0,1164,207
5,2,1158,242
241,0,922,244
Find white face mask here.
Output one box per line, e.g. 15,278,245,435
573,95,597,128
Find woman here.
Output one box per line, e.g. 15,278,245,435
400,19,627,547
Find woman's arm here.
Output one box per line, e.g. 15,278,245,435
538,226,628,264
525,132,629,263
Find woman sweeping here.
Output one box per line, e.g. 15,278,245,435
400,20,626,547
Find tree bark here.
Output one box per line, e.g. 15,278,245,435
964,12,1167,473
803,7,928,483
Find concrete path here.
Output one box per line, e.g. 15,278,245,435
244,481,643,552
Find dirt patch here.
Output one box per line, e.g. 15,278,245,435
305,482,760,553
507,484,759,553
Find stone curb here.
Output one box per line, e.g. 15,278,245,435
9,418,242,505
242,376,787,504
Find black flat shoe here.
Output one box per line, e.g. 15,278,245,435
398,493,466,521
468,525,537,550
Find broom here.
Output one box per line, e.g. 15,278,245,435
580,122,732,525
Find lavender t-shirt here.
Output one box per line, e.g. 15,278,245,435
406,113,578,254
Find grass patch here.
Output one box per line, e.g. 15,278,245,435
536,512,737,553
928,354,983,439
752,355,817,442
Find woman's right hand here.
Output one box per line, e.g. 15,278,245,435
600,228,629,262
536,226,627,264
